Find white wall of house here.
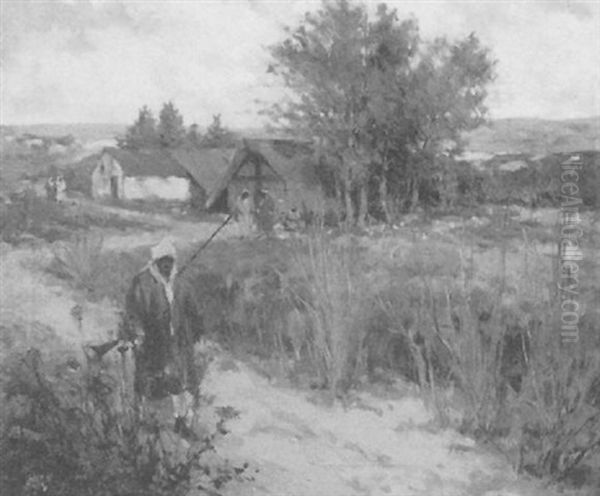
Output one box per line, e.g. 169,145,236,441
91,155,124,199
123,176,190,201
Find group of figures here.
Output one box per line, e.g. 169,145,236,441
45,175,67,203
234,188,304,237
234,188,276,237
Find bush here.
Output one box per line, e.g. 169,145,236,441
0,191,147,245
50,233,104,294
288,233,371,394
375,238,600,482
0,346,247,496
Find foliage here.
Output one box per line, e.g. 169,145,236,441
200,115,235,149
119,105,235,151
374,235,600,482
120,106,159,150
49,233,104,294
182,228,600,484
186,123,202,148
158,101,186,148
288,233,371,394
268,0,495,221
0,347,248,496
0,192,143,245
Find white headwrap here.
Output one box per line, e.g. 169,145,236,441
147,237,177,310
151,237,177,261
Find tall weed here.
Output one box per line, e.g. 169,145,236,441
378,236,600,481
50,233,104,294
289,233,371,395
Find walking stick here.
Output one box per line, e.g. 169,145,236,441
177,214,233,277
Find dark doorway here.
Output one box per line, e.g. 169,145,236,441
211,188,229,213
110,176,119,199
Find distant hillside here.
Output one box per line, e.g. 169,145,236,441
464,117,600,155
9,123,127,143
6,117,599,156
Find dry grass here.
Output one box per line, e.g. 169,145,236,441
288,233,371,395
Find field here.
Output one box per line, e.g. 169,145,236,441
1,117,600,495
464,117,600,155
1,186,599,495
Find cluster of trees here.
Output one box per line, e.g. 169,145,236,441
268,0,496,222
119,102,235,150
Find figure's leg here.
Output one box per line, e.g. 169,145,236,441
172,390,197,440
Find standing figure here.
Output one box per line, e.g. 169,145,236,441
55,175,67,203
124,238,198,437
255,188,276,235
235,189,254,237
45,177,57,202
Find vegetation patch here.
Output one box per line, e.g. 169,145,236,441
0,344,249,496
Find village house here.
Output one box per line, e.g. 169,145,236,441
87,139,323,215
90,147,229,204
176,138,321,214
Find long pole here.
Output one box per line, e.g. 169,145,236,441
177,214,233,276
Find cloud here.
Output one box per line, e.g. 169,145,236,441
1,0,598,127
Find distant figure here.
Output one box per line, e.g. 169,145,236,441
235,189,254,237
55,175,67,203
123,238,198,438
284,206,303,232
255,188,276,234
45,177,57,202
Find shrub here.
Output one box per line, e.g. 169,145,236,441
376,238,600,481
288,233,371,395
49,233,104,294
514,329,600,479
0,191,148,245
0,346,247,496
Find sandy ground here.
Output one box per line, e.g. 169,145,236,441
199,356,563,496
1,205,594,496
0,244,120,348
0,207,241,357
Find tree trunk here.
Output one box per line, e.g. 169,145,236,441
343,171,354,227
357,183,368,228
379,164,390,224
409,178,420,212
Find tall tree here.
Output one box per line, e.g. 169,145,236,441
201,114,235,148
269,0,371,225
158,101,185,148
186,123,202,148
121,105,158,149
268,0,495,221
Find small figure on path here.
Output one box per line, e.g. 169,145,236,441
255,188,276,235
124,237,199,438
45,176,57,202
234,189,254,237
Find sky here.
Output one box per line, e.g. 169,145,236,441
1,0,599,128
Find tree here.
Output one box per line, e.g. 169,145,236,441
120,106,158,149
268,0,495,222
158,101,185,148
186,123,202,148
201,114,235,148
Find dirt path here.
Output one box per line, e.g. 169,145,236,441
199,357,556,496
77,198,241,252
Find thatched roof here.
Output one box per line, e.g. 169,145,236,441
204,143,287,209
102,147,186,178
171,147,232,195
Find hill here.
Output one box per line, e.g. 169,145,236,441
7,123,127,143
463,117,600,155
5,117,599,159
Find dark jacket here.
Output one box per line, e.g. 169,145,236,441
125,267,198,397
